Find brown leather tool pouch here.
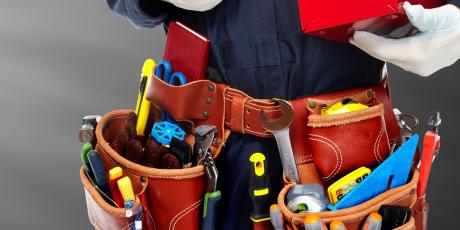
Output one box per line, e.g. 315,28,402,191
307,103,390,182
290,86,400,184
278,170,420,230
80,166,153,230
81,109,205,230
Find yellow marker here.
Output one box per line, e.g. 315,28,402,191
327,167,371,205
135,59,156,136
109,167,123,180
322,99,368,115
117,176,135,201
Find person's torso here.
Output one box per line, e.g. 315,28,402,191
166,0,384,100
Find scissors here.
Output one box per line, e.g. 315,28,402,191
154,60,188,122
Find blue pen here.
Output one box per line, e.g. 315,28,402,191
87,150,111,197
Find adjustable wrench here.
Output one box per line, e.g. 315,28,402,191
260,99,300,184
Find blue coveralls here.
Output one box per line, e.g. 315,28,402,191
106,0,459,229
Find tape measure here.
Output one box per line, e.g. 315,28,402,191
322,99,368,116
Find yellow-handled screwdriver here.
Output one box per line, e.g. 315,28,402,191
135,58,156,137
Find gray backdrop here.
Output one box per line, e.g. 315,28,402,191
0,0,458,229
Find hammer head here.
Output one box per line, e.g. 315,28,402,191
78,115,101,143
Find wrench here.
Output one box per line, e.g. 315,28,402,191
260,99,300,184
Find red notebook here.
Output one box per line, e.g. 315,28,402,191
164,21,210,82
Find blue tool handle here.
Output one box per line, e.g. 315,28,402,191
202,191,221,230
87,150,111,197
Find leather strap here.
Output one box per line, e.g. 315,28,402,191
146,75,400,153
224,87,282,137
229,96,248,133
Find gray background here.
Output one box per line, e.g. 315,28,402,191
0,0,458,229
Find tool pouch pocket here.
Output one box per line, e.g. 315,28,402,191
278,170,420,230
307,103,391,182
80,166,153,230
88,109,205,230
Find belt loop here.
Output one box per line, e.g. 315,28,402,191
229,96,249,134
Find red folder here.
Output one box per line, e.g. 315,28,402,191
298,0,443,43
164,21,210,82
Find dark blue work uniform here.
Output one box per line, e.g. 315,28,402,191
106,0,459,229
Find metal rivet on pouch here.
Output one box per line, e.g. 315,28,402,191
293,220,300,225
140,176,147,183
202,111,209,119
205,97,213,105
410,188,416,195
208,84,215,92
366,91,374,98
308,101,316,109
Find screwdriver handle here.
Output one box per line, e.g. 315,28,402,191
362,212,382,230
202,191,221,230
249,153,271,222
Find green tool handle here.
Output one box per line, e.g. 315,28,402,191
202,190,221,230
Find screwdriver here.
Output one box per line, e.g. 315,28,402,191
248,152,272,224
361,212,382,230
304,213,327,230
269,204,284,230
80,143,94,179
330,220,347,230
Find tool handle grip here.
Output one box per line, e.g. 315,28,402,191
417,132,439,197
202,191,221,230
249,180,271,221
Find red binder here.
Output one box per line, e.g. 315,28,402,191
164,21,210,82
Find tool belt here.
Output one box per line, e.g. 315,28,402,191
80,72,428,230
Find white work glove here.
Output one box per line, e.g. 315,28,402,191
350,2,460,76
162,0,222,11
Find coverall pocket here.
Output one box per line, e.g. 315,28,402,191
94,109,206,230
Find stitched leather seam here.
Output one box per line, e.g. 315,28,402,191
308,115,380,127
374,126,385,163
169,199,203,230
171,200,202,230
224,120,272,136
224,97,282,112
101,145,205,179
309,134,343,181
226,90,245,98
295,155,314,164
308,138,340,181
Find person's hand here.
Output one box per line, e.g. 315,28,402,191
350,2,460,76
162,0,222,11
